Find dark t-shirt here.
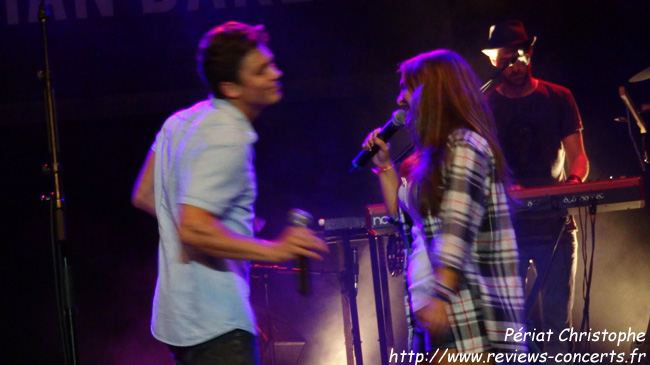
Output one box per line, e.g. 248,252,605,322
487,79,582,188
488,80,583,239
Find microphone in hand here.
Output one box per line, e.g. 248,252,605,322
350,110,406,172
287,208,313,295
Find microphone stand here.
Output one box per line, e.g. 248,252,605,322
38,2,79,364
618,85,650,208
480,51,520,94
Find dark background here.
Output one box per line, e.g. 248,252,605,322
2,0,650,363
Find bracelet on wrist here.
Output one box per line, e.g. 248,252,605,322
372,164,394,175
433,282,456,303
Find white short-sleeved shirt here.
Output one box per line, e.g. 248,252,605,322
151,98,258,346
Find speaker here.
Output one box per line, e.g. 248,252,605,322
273,341,305,365
250,237,409,365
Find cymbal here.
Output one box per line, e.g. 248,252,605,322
630,66,650,83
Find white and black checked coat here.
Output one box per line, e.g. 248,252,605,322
400,129,527,353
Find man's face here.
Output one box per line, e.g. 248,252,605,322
494,47,531,86
236,44,283,108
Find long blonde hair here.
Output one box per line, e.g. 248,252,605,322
399,50,508,215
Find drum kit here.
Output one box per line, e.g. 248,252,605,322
630,65,650,83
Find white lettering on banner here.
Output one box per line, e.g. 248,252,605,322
7,0,113,24
75,0,114,18
187,0,226,11
28,0,67,23
4,0,315,25
233,0,273,7
142,0,176,14
6,0,19,24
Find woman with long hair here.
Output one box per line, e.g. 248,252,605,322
363,50,526,361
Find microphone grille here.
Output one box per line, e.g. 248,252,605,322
287,209,313,227
392,110,406,127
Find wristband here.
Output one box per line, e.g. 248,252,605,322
372,164,394,175
433,282,456,303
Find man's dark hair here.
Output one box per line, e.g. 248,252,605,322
196,21,269,99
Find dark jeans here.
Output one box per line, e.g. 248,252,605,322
412,327,456,352
515,214,577,364
168,329,260,365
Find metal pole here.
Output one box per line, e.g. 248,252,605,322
39,2,79,364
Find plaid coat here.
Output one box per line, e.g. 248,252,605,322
400,128,527,353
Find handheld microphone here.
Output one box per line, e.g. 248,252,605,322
287,208,313,296
349,110,406,173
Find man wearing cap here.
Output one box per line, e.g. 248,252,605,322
482,20,589,361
